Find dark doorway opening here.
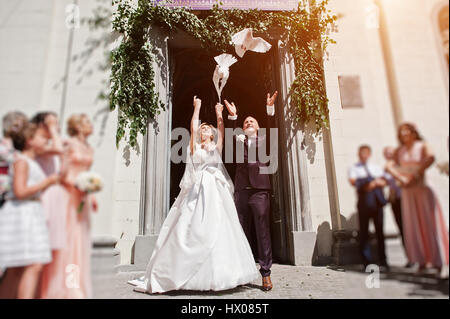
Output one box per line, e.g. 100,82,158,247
169,45,288,263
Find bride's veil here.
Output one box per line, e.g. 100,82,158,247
179,144,234,195
211,146,235,194
179,146,196,190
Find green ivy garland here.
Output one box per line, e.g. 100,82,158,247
110,0,337,147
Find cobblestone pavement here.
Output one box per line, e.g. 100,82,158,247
93,241,449,299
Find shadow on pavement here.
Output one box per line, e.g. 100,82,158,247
326,264,449,297
154,284,264,297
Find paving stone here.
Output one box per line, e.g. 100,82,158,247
92,264,448,299
92,241,449,299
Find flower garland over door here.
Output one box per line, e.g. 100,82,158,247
110,0,338,148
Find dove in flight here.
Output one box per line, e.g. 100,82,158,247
212,53,238,101
231,28,272,58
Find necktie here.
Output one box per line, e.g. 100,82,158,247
363,163,373,179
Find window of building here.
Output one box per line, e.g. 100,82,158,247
338,75,364,108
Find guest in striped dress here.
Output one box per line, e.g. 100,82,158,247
0,112,28,207
0,123,59,298
0,112,28,295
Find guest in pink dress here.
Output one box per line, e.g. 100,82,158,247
32,112,72,299
387,123,449,276
39,114,97,299
31,113,69,252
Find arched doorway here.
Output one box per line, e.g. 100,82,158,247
168,38,290,263
135,28,320,268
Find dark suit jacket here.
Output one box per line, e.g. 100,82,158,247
227,114,275,191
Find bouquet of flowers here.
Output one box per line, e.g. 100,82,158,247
75,171,103,213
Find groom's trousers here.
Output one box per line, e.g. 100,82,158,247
235,189,272,277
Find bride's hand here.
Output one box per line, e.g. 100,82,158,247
193,96,201,109
224,100,237,116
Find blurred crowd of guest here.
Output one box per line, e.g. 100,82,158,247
348,123,449,278
0,111,97,299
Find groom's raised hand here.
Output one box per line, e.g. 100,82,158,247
267,91,278,107
224,100,237,117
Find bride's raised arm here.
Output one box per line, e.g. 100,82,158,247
215,103,225,153
190,96,202,155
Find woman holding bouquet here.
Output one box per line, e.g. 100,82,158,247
386,123,449,278
40,114,97,299
29,112,70,299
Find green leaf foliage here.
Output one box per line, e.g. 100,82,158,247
110,0,338,148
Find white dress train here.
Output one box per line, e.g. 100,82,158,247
130,145,259,293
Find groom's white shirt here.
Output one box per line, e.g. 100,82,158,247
266,105,275,117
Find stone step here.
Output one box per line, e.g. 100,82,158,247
332,230,407,266
91,236,121,275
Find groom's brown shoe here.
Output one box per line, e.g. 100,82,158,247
262,276,273,291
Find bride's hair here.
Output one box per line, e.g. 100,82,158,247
198,123,216,142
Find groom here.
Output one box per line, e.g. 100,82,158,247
224,91,278,292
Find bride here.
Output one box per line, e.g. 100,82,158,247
129,96,259,293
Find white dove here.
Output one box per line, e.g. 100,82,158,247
231,28,272,58
212,53,238,101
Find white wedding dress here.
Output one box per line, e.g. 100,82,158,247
130,144,259,293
